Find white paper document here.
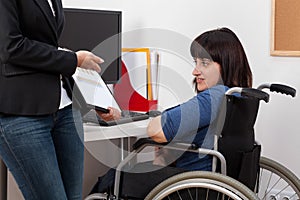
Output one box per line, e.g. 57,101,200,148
72,68,120,111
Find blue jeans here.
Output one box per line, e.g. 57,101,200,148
0,105,84,200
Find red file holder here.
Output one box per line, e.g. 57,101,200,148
113,61,158,112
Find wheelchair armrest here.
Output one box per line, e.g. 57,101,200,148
132,138,168,150
132,138,199,151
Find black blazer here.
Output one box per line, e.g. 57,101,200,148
0,0,85,115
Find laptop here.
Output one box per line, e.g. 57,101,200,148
72,68,151,126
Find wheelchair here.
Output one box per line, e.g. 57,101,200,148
85,83,299,200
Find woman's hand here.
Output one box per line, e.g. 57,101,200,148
96,107,121,121
76,50,104,72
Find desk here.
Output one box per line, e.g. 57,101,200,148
84,119,149,142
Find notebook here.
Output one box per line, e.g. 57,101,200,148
72,68,150,126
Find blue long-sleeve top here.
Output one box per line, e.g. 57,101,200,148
161,85,229,171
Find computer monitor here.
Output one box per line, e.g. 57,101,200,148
59,8,122,84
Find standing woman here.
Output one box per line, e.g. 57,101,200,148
0,0,102,199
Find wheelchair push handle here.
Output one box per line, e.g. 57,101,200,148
257,83,296,97
271,84,296,97
226,87,270,103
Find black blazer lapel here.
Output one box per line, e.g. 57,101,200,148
51,0,65,36
33,0,58,40
50,0,60,23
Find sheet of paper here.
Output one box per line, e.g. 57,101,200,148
121,49,149,99
73,68,120,110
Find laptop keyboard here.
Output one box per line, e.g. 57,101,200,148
83,109,149,126
121,110,146,117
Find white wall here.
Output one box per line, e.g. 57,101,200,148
62,0,300,178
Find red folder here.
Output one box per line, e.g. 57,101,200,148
114,61,157,112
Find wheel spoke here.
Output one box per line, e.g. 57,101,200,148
257,157,300,200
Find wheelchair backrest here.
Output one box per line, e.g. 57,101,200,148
218,95,260,150
216,94,261,190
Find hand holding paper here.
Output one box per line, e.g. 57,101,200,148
73,68,120,113
76,50,104,72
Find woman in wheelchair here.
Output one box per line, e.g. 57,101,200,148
93,27,253,195
147,27,253,171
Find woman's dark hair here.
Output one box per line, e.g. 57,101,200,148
190,27,252,89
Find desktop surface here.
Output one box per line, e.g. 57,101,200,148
83,119,150,142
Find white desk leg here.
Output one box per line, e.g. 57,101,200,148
120,137,132,160
120,138,124,160
0,159,7,200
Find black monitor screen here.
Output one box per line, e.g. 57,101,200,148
59,8,122,84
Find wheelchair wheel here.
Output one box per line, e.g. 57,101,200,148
256,156,300,200
145,171,259,200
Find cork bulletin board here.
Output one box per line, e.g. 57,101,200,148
271,0,300,56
